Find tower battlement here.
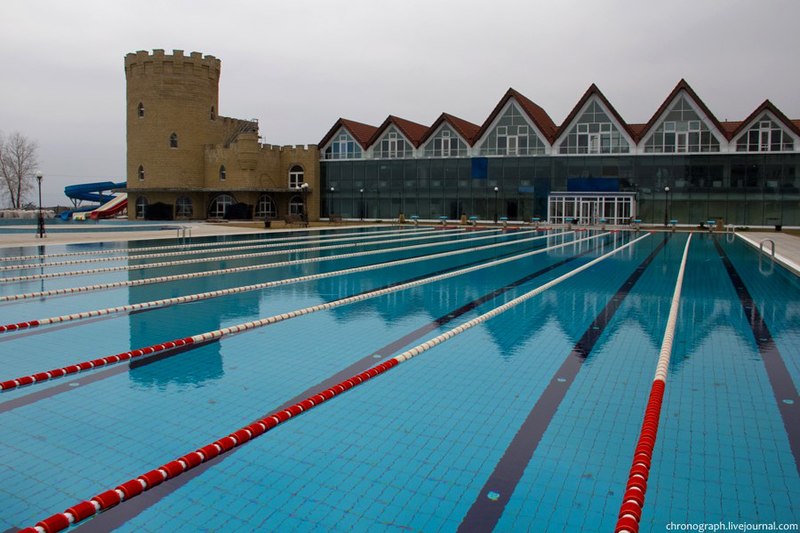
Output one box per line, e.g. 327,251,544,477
124,49,220,79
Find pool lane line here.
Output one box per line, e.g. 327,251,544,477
21,234,649,533
0,231,593,392
0,227,464,272
611,234,690,533
712,237,800,477
0,228,555,303
457,232,670,532
60,239,615,532
0,227,486,283
0,226,434,263
0,228,548,334
0,233,609,417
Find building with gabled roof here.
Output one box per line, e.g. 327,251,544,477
318,81,800,227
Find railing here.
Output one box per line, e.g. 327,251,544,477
759,238,775,275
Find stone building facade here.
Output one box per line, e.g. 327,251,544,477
125,49,319,221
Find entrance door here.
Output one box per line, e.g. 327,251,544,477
578,199,597,225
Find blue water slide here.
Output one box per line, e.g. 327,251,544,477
61,181,126,220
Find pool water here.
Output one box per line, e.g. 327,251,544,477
0,226,797,532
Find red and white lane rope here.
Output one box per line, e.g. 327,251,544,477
0,226,433,263
20,232,650,533
0,231,597,390
0,228,547,302
615,234,692,533
0,229,556,334
0,228,474,283
0,227,457,272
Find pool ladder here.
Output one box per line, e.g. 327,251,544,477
177,226,192,243
759,238,775,275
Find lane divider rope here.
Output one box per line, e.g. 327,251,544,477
0,228,479,283
0,231,600,390
0,228,554,302
20,232,650,533
0,226,434,262
0,227,460,272
614,234,692,533
0,229,558,333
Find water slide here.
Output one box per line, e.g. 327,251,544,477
89,193,128,219
61,181,126,220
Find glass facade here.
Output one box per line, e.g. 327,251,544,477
321,153,800,226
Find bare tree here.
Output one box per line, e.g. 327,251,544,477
0,131,40,209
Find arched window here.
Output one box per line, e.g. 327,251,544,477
289,195,305,216
219,165,226,181
208,194,235,219
137,102,145,118
135,196,149,219
175,196,193,218
138,165,144,181
169,132,178,148
210,106,216,120
289,165,304,189
255,194,277,219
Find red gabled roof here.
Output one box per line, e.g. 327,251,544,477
728,99,800,140
637,79,729,142
419,112,481,145
318,118,378,150
555,83,636,141
628,123,647,139
719,121,743,137
475,88,558,144
367,115,430,147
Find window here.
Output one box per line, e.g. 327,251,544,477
208,194,234,219
219,165,226,181
255,195,277,219
138,165,144,181
170,133,178,148
175,196,193,218
497,125,528,155
137,102,144,118
289,195,304,216
135,196,148,219
644,96,720,153
425,127,466,158
210,106,215,120
376,130,410,159
324,132,362,159
289,165,304,188
480,103,545,156
736,115,794,152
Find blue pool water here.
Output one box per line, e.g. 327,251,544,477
0,226,797,532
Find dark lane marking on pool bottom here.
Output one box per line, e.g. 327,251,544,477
713,237,800,476
75,240,612,531
458,233,669,532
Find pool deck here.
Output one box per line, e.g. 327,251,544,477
737,231,800,275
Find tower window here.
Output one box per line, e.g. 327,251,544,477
138,165,144,181
219,165,226,181
137,102,144,118
170,133,178,148
289,165,304,188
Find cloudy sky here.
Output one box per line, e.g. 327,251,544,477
1,0,799,207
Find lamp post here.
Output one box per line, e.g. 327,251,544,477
663,186,670,227
359,188,364,221
36,173,45,238
493,186,499,224
300,182,309,227
329,186,335,221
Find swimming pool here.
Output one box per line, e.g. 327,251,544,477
0,226,798,532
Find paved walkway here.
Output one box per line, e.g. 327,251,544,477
737,231,800,276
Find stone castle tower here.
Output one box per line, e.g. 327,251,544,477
124,49,319,221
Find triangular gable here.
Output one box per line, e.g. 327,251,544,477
367,115,429,148
474,88,557,145
553,84,636,153
318,118,378,150
638,79,728,143
730,100,800,141
419,113,480,146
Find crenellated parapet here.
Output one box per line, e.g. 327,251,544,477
124,49,220,80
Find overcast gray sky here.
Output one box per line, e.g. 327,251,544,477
1,0,799,207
